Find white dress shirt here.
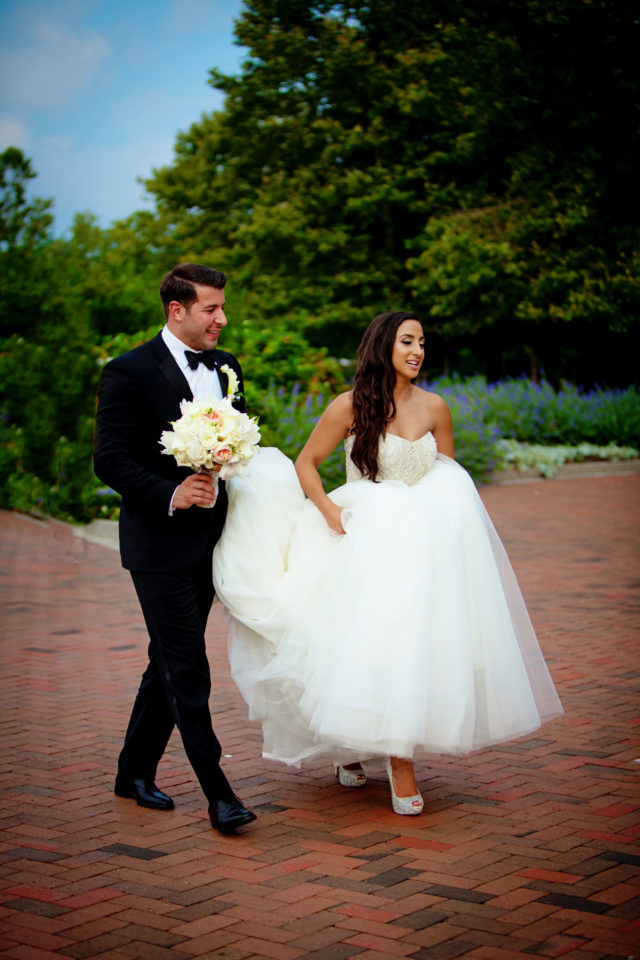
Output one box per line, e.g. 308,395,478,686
161,324,223,401
161,325,223,514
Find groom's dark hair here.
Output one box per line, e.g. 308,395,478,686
160,263,227,317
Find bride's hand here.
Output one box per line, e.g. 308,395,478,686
323,501,347,535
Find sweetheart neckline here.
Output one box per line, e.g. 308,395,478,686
383,430,434,445
345,431,434,446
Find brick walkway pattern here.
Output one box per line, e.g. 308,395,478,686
1,474,639,960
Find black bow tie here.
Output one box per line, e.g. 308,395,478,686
185,350,217,371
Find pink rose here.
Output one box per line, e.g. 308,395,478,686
212,444,233,463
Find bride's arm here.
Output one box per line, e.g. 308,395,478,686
295,392,353,534
430,394,455,458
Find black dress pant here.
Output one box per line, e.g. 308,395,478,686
117,560,233,803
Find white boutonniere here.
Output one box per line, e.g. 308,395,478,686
220,363,240,398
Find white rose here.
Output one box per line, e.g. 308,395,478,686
241,419,261,446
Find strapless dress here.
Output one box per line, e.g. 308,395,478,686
212,435,562,765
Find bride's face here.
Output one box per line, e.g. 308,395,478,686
391,320,424,380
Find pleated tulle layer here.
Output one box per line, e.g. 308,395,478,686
213,447,562,766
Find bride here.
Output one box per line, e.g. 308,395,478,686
213,311,563,815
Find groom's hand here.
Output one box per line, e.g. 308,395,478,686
173,473,218,509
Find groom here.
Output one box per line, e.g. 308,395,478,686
94,262,256,833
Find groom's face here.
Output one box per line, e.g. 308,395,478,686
172,284,228,352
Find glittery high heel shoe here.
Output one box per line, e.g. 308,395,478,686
385,760,423,815
335,763,367,787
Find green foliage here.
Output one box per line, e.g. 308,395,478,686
220,378,640,491
482,380,640,447
145,0,638,382
252,381,508,489
444,396,502,482
0,147,53,251
1,1,639,521
220,309,343,397
0,330,100,519
98,325,163,361
2,342,638,520
0,147,55,338
47,211,181,339
0,424,47,513
255,383,346,489
495,440,639,478
408,206,523,340
427,376,640,447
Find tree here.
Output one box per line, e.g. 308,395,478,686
0,147,52,250
0,147,54,336
0,149,340,518
146,0,638,382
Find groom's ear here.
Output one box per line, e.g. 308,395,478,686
168,300,185,323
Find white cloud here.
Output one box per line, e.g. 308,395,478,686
0,115,30,150
0,16,111,110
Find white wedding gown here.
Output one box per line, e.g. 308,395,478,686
213,434,562,766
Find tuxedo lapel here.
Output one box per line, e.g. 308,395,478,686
151,333,193,402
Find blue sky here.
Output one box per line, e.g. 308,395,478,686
0,0,246,234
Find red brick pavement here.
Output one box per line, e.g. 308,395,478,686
1,474,639,960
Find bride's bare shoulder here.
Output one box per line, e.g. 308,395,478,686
413,386,450,414
326,390,354,417
318,390,354,433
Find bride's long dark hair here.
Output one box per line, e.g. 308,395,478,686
350,311,422,481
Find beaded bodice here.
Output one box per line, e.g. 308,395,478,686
345,432,438,486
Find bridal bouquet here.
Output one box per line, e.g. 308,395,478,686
159,366,260,480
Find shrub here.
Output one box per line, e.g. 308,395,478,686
495,439,639,477
424,376,640,448
419,383,502,480
1,350,637,523
257,380,503,485
255,383,345,489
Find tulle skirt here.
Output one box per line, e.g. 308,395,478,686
213,447,562,766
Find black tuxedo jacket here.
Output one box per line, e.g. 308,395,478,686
94,332,245,573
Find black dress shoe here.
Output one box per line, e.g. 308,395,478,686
209,796,257,833
114,776,174,810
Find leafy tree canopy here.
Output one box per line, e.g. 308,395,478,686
147,0,638,381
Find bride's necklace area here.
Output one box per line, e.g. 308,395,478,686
386,385,428,443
